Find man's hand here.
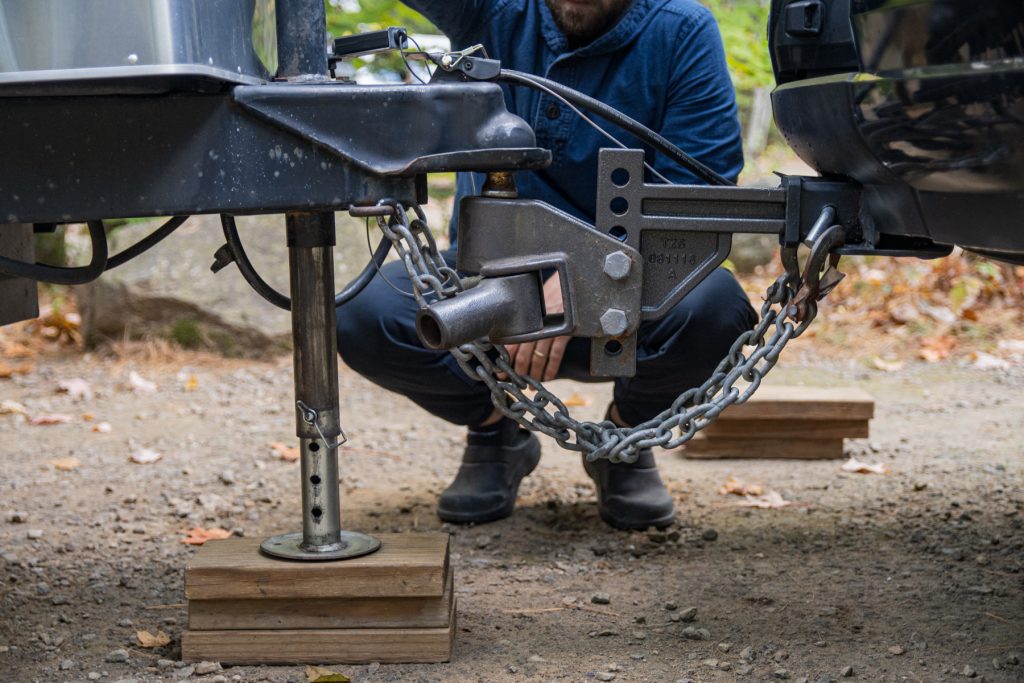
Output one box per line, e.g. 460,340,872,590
505,273,571,381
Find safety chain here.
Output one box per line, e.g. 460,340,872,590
370,201,843,464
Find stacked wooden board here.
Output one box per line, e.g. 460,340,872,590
682,386,874,459
182,532,454,664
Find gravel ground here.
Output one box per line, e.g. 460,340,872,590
1,347,1022,683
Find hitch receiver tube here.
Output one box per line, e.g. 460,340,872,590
416,274,543,349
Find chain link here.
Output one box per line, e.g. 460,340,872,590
371,201,837,464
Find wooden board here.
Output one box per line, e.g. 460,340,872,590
705,419,869,440
182,598,456,664
682,437,845,460
188,568,454,631
185,533,449,601
714,386,874,421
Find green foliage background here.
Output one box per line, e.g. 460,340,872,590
323,0,775,108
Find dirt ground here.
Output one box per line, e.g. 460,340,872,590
1,336,1022,683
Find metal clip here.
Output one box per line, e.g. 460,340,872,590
295,400,347,450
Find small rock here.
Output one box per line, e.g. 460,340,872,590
888,645,905,656
528,654,545,663
1007,653,1020,665
592,592,611,605
701,658,719,668
840,665,854,677
814,641,828,648
195,661,222,675
157,659,175,669
59,659,74,670
975,554,989,566
719,661,732,671
913,481,928,491
596,673,616,682
87,674,101,681
774,670,790,680
51,595,70,606
26,529,43,539
681,626,709,640
678,606,697,622
5,511,28,523
664,601,678,611
737,664,754,675
210,676,228,683
961,664,977,678
702,528,718,541
117,618,133,627
739,646,754,660
631,630,647,640
105,649,130,663
774,650,790,662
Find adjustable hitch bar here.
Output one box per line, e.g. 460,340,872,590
417,148,951,377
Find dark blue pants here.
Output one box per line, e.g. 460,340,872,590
337,250,756,428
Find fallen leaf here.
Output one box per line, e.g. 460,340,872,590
29,413,73,426
184,374,199,391
270,441,300,462
180,527,232,545
840,457,890,475
918,336,957,362
0,361,33,378
736,490,792,509
51,456,80,471
91,421,112,433
128,370,157,394
81,412,95,421
136,630,171,648
564,391,591,407
1,340,36,359
871,356,904,372
129,448,162,464
305,665,350,683
57,378,93,400
0,400,29,416
719,475,764,497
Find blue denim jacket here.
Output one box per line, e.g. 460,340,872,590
404,0,744,239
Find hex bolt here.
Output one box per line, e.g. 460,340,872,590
603,250,632,281
600,308,628,336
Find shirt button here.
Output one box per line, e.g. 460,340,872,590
545,103,560,119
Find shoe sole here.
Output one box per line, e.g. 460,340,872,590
597,507,677,531
436,434,542,524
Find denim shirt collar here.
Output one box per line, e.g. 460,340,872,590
538,0,670,58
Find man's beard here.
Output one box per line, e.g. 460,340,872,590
544,0,633,45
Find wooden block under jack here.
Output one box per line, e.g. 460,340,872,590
181,597,456,665
682,436,846,460
182,532,454,664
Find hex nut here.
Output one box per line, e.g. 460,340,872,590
603,250,632,281
600,308,628,336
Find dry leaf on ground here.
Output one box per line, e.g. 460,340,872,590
0,362,33,378
840,457,890,475
184,374,199,391
305,666,350,683
180,527,232,545
136,630,171,648
91,422,112,434
564,391,591,407
0,400,29,416
270,441,300,462
128,370,157,394
57,378,93,400
719,475,764,497
51,457,80,471
129,448,162,465
736,490,793,509
29,413,73,426
871,356,904,372
918,335,957,362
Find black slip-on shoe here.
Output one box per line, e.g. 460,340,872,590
437,418,542,524
582,447,676,530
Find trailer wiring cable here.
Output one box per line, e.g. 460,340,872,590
495,69,735,187
218,214,393,312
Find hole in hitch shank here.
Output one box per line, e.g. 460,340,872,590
311,506,323,519
309,442,320,452
309,475,321,485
